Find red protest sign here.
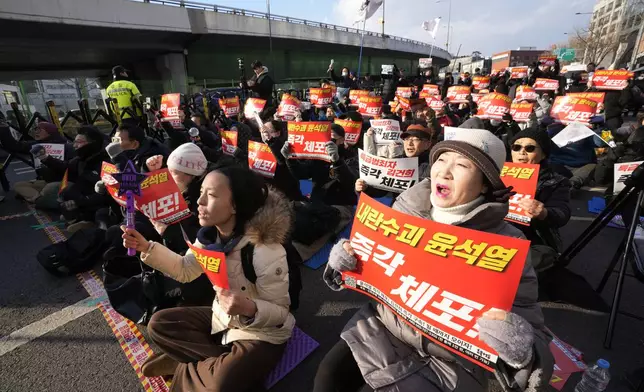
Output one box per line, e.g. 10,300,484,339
349,90,370,106
550,96,598,125
334,118,362,145
219,97,240,118
510,66,528,79
244,98,266,119
287,122,332,162
309,88,334,107
539,55,557,67
221,130,238,156
160,93,181,128
476,93,511,120
446,86,471,103
248,140,277,178
278,94,301,120
426,96,446,112
396,87,413,99
472,76,490,90
533,78,559,91
591,70,633,91
515,85,538,102
187,242,229,289
501,163,540,226
419,84,440,99
567,92,605,114
358,96,383,117
510,102,534,123
398,97,411,111
342,194,530,371
101,162,191,225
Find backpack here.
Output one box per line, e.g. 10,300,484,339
37,228,106,276
240,242,303,311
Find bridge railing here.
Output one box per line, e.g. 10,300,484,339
133,0,451,59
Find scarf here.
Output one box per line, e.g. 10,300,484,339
429,195,485,225
196,226,242,254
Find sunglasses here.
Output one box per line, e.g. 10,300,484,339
511,144,538,153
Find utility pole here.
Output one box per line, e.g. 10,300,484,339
446,0,452,52
381,0,385,36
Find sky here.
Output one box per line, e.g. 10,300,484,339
198,0,596,56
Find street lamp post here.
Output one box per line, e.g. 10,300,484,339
575,11,595,64
266,0,273,59
437,0,452,52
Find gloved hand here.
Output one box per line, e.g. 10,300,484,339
478,310,535,369
502,112,514,123
326,141,340,163
94,180,106,195
280,141,293,159
491,185,516,203
323,239,358,291
30,145,47,159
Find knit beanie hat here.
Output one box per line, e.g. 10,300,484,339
510,128,552,158
167,143,207,176
37,122,60,137
401,124,433,140
430,128,506,191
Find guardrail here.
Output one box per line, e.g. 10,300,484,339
134,0,451,59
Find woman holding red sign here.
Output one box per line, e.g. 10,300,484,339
316,129,553,392
121,166,295,391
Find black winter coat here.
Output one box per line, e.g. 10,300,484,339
267,136,306,202
328,69,358,90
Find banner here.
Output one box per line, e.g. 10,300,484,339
566,92,605,114
471,93,485,104
472,76,490,90
33,143,65,169
419,58,433,68
219,97,240,118
287,121,332,161
476,93,512,120
533,78,559,91
515,86,538,102
398,97,411,112
335,119,362,145
184,231,229,289
101,162,191,225
446,86,471,104
591,70,633,91
501,163,540,226
160,93,181,128
396,87,413,99
278,94,301,120
370,119,402,144
426,96,446,112
358,96,383,117
342,194,530,371
613,161,643,194
550,96,598,125
509,67,528,79
221,130,238,156
350,90,370,106
244,98,267,119
358,149,419,193
539,55,557,67
248,140,278,178
309,88,334,107
419,84,441,99
509,102,534,123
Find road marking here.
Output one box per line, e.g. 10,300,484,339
571,216,595,222
0,297,96,357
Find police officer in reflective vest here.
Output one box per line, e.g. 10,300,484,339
106,65,143,124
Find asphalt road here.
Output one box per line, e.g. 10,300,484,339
0,159,643,392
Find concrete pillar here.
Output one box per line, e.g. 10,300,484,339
155,53,188,95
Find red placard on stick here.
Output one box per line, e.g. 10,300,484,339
533,78,559,91
160,93,181,128
591,70,634,90
349,90,370,106
539,55,557,67
248,140,278,178
510,102,534,123
309,88,334,107
426,96,446,112
182,228,229,290
515,86,538,102
219,97,240,118
446,86,471,104
278,94,301,120
550,96,598,125
396,87,413,99
510,66,529,79
500,163,540,226
472,76,490,90
335,118,362,145
476,93,512,120
419,84,440,99
286,121,332,161
358,96,383,117
342,194,530,371
244,98,267,118
221,130,238,156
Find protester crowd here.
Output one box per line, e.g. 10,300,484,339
1,57,643,392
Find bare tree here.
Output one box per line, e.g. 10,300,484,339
574,27,620,65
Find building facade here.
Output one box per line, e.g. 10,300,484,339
590,0,644,67
490,49,547,71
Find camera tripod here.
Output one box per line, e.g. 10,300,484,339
557,163,644,348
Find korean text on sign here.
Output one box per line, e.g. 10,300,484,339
509,102,534,123
370,119,402,144
515,86,538,102
358,96,383,117
248,140,278,178
500,162,540,226
550,96,598,125
510,67,528,79
219,97,240,118
160,93,182,128
426,96,446,112
335,119,362,146
476,93,511,120
613,160,644,194
342,194,530,371
419,84,440,99
221,130,238,156
396,87,413,99
33,143,66,169
286,121,332,162
591,70,634,91
446,86,471,104
309,88,333,107
244,98,267,118
101,162,191,225
533,78,559,91
539,55,557,67
349,90,370,106
185,240,229,289
472,76,490,90
358,149,419,193
278,94,301,120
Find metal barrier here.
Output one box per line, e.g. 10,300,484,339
135,0,451,59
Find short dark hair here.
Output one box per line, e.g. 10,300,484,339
251,60,263,69
637,111,644,124
117,123,146,144
77,125,104,145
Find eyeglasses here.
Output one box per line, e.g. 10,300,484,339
403,137,423,143
511,144,538,153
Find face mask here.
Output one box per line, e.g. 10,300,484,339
342,72,348,77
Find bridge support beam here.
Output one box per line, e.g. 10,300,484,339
155,53,188,95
